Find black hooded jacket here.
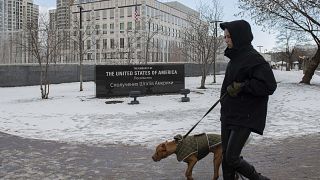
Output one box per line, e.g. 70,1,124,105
219,20,277,135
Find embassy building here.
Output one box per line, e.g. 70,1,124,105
62,0,200,64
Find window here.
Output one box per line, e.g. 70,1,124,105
120,22,124,33
103,24,107,34
102,9,107,19
86,26,90,35
96,39,100,49
137,38,141,48
110,9,114,19
103,53,107,60
111,52,115,59
87,40,91,49
103,39,107,49
137,51,142,59
135,21,140,30
127,7,132,17
137,6,141,15
73,40,77,50
86,12,90,21
95,11,100,20
73,13,79,23
120,38,124,48
110,23,114,33
151,7,155,17
87,53,92,60
110,38,115,49
96,53,100,61
127,37,131,48
95,24,100,35
146,6,150,17
73,27,77,36
120,52,125,59
120,8,124,18
127,22,132,31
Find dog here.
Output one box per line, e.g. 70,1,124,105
152,133,223,180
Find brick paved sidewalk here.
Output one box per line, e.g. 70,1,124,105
0,132,319,180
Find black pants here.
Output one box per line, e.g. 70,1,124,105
221,124,259,180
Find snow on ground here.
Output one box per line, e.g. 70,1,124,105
0,70,319,148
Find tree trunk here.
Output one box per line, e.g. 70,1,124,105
213,60,216,83
200,73,206,89
200,62,207,89
300,47,320,84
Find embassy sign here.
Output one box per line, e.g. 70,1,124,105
95,64,185,97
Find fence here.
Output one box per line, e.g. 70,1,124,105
0,63,227,87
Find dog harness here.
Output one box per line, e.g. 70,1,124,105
175,133,221,162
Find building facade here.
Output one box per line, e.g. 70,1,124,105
56,0,74,29
0,0,7,31
65,0,200,64
0,0,38,64
49,9,57,30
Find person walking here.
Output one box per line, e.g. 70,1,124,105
219,20,277,180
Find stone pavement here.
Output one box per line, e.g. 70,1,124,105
0,132,319,180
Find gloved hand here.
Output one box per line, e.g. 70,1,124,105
227,81,245,97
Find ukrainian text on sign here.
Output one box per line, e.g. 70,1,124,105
95,64,185,97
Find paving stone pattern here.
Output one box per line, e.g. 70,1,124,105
0,132,319,180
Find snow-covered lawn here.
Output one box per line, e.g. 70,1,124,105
0,70,319,148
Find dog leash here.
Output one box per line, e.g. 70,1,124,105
183,92,227,139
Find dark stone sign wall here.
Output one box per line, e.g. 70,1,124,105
0,63,227,87
95,64,185,97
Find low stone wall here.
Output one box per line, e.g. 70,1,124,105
0,63,227,87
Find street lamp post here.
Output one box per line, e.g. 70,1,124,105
78,5,84,91
257,45,263,53
210,20,222,83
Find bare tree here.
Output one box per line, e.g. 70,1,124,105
238,0,320,84
70,10,103,91
15,13,67,99
275,28,302,71
125,30,136,64
143,16,161,64
0,32,12,64
294,45,317,71
181,0,223,89
120,25,141,64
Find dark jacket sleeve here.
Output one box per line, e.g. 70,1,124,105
243,62,277,96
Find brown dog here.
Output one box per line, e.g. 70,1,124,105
152,133,222,180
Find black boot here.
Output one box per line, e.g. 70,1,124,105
235,159,271,180
247,169,271,180
223,173,236,180
222,160,236,180
256,173,271,180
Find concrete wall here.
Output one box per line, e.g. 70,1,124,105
0,63,227,87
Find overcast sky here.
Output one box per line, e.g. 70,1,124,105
34,0,277,52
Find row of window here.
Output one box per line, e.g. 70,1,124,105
73,21,182,38
82,51,173,62
75,5,189,27
85,51,144,61
72,21,139,35
79,6,141,21
83,38,138,50
79,38,182,50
